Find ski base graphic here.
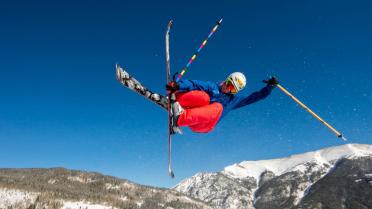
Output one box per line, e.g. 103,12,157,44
116,64,168,111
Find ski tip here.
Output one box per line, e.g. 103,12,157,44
218,18,223,24
115,63,122,81
169,171,175,178
168,20,173,27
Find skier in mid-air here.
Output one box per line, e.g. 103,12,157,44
166,72,279,133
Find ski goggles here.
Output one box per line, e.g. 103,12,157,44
225,78,238,94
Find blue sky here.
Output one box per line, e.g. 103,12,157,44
0,0,371,188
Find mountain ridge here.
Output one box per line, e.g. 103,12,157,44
0,167,213,209
223,144,372,179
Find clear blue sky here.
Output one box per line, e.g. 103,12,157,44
0,0,371,188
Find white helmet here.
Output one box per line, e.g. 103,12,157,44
226,72,246,93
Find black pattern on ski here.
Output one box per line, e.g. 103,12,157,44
116,64,168,110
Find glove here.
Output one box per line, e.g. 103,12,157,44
172,72,180,81
166,81,179,92
263,76,279,86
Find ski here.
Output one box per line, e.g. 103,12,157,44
116,64,168,111
165,20,175,178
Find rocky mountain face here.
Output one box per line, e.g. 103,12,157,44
0,168,212,209
174,144,372,209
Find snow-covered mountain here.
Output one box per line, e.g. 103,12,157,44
174,144,372,209
0,168,212,209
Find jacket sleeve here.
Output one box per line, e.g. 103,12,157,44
177,79,218,94
232,85,275,109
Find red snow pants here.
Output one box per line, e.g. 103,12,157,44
175,90,223,133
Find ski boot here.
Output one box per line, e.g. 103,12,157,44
170,100,183,135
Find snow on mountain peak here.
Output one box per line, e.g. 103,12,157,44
223,144,372,180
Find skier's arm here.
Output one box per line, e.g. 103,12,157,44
233,85,275,109
177,79,217,94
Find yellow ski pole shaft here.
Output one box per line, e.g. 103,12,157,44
276,84,347,141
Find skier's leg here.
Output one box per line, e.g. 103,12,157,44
189,122,217,133
177,102,223,133
176,90,210,108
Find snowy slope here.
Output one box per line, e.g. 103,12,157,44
61,201,117,209
0,190,120,209
0,189,38,209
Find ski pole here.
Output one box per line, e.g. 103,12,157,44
276,84,347,141
176,18,223,82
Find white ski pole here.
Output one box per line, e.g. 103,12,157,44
277,84,347,141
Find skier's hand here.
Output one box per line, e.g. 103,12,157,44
263,76,279,86
172,72,180,81
166,81,179,92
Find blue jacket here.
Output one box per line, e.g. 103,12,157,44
177,79,275,119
